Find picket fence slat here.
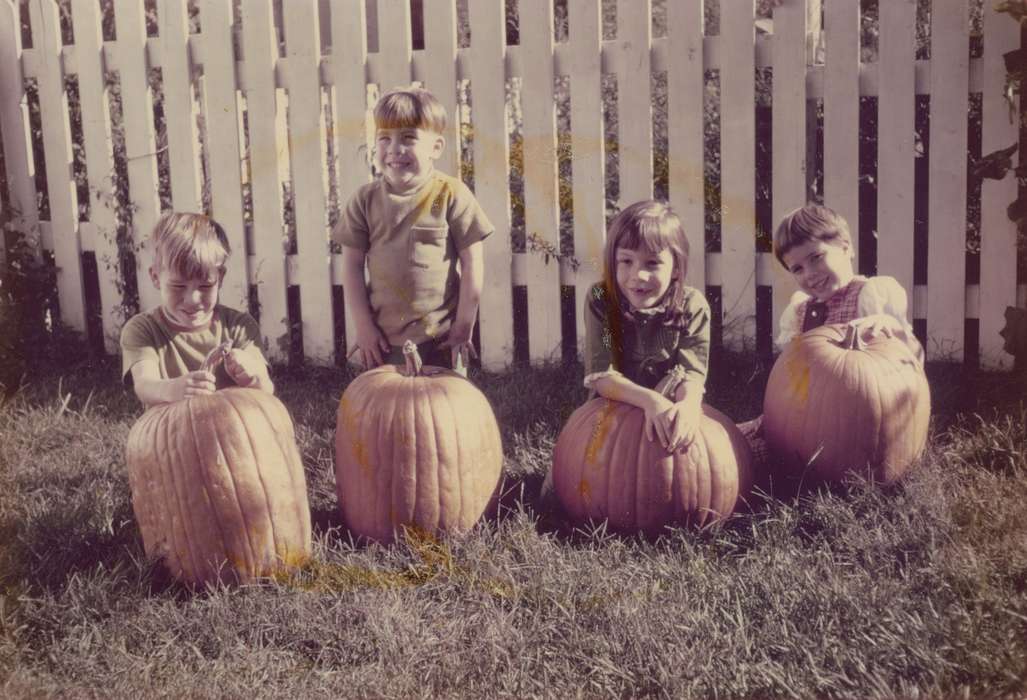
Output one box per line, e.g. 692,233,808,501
614,0,652,206
979,1,1020,369
376,0,412,92
769,1,807,341
0,1,39,262
329,0,370,354
666,0,704,292
71,0,122,352
28,0,86,333
114,1,163,313
201,0,249,312
468,1,514,367
158,0,203,213
420,0,460,183
566,0,605,353
823,0,860,273
876,0,916,303
926,0,969,361
520,0,562,361
241,0,289,361
283,0,334,363
719,0,756,349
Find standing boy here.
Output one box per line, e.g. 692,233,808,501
334,87,493,372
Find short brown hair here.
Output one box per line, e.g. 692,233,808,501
773,204,852,267
150,212,231,279
374,87,447,134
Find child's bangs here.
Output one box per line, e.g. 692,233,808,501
375,98,422,130
164,232,227,280
374,91,447,133
619,217,678,256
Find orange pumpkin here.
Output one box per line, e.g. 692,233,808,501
334,342,503,544
551,400,753,535
763,323,930,485
126,388,313,586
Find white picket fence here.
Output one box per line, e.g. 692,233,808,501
0,0,1022,370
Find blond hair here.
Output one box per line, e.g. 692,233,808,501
374,87,447,134
150,212,231,279
773,204,852,267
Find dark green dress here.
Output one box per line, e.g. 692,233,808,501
583,282,710,393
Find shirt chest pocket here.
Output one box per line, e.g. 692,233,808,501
409,226,449,269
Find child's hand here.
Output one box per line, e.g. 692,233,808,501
642,394,676,448
349,322,390,369
224,348,262,387
664,402,701,453
173,370,216,401
849,314,901,342
442,323,476,373
647,400,701,453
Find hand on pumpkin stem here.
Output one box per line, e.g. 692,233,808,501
224,348,263,388
173,369,216,401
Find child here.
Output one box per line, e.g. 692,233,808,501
774,204,923,361
539,200,710,511
739,204,923,468
120,212,273,407
334,87,493,373
581,200,711,453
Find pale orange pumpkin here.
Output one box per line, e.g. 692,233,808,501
334,342,503,544
551,400,753,535
126,387,312,587
763,323,930,485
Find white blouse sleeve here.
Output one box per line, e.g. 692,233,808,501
775,291,808,351
859,276,924,363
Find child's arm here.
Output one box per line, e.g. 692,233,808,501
656,293,711,452
130,359,215,408
589,373,679,443
852,276,924,365
444,240,484,366
340,245,390,368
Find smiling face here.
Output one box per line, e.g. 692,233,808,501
781,238,855,302
374,127,444,193
150,265,222,331
615,246,676,310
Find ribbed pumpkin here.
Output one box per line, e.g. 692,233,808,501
551,400,753,535
126,387,312,587
763,323,930,485
334,342,503,544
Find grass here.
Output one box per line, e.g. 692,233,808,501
0,348,1025,699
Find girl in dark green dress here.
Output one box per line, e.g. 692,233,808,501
582,200,711,453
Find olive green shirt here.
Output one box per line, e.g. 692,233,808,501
583,282,710,392
120,305,266,390
332,171,493,345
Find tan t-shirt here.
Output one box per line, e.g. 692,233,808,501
332,171,493,345
120,305,266,389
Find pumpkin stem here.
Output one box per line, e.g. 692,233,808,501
841,323,863,351
402,340,423,377
201,339,233,373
